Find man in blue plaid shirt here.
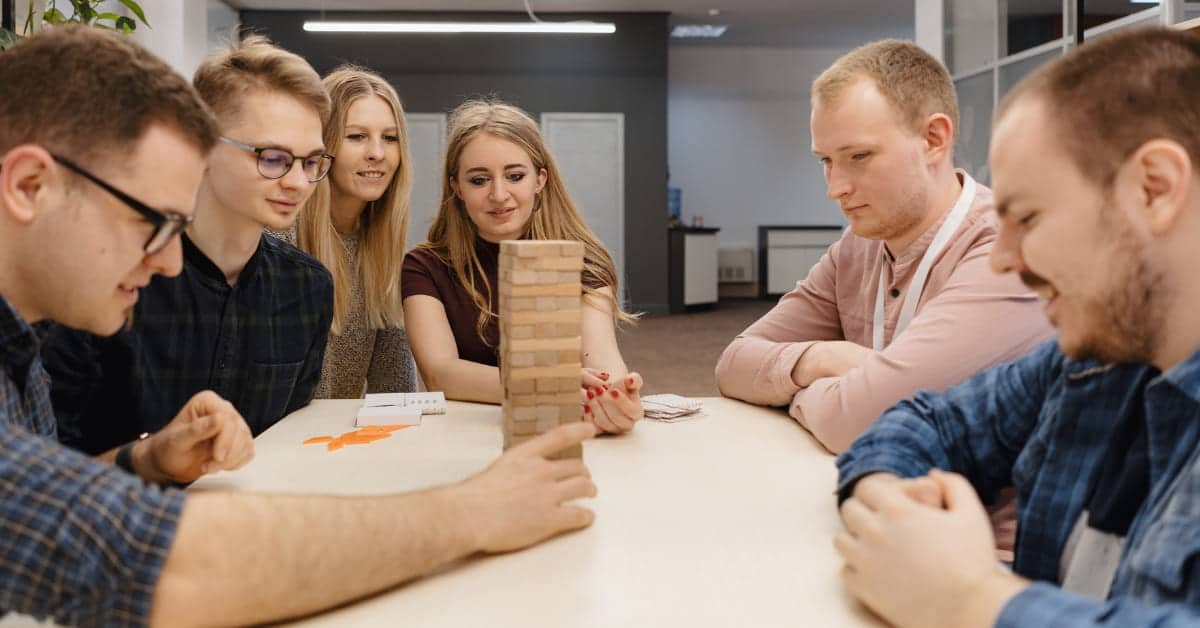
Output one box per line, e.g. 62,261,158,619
835,28,1200,628
0,27,597,627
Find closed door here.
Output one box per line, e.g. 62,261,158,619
404,113,447,252
541,113,625,303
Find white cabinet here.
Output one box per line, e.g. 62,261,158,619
683,233,719,305
669,228,720,312
758,226,843,297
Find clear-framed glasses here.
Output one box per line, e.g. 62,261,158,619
219,136,334,183
52,155,192,255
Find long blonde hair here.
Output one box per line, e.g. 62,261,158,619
296,66,411,333
420,99,634,342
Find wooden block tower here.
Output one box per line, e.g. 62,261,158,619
498,240,585,459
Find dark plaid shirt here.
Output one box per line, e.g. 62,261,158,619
0,294,184,627
42,232,333,455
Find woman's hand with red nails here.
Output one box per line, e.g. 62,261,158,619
579,369,643,434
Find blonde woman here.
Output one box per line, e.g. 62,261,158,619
279,66,417,397
402,99,644,434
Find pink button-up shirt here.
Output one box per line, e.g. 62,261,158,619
716,177,1054,454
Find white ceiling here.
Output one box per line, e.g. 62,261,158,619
224,0,916,47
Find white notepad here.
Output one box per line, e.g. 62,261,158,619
355,392,447,427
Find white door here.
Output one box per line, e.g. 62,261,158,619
540,113,625,303
404,113,447,252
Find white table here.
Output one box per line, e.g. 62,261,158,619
189,397,882,627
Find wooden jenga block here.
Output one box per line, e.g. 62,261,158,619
509,378,536,394
502,240,564,257
500,282,579,297
501,255,585,271
509,351,536,367
500,240,584,459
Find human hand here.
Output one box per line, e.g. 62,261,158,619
456,421,598,553
581,369,643,434
791,341,873,388
835,470,1027,628
849,472,944,509
136,390,255,484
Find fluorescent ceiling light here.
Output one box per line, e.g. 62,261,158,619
1129,0,1160,4
304,21,616,34
671,24,728,38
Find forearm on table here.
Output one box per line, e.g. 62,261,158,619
790,375,898,453
152,487,479,627
422,358,502,403
714,336,812,405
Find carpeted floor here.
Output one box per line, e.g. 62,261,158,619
616,299,775,397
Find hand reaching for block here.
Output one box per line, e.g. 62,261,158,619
581,368,644,434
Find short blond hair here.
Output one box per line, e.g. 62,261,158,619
813,39,958,140
192,34,330,127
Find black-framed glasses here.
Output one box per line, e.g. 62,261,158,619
52,155,192,255
219,136,334,183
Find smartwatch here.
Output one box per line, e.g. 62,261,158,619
115,432,151,475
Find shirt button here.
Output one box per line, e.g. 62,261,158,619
889,288,900,298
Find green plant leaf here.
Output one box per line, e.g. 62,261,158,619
117,0,150,28
42,8,68,25
0,28,20,50
115,16,136,34
96,12,122,22
79,3,97,23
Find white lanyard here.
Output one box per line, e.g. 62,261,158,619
872,173,976,350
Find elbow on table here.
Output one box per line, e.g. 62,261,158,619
793,407,864,455
714,341,746,399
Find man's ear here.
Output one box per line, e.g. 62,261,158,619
0,145,58,224
1120,139,1192,236
922,113,955,166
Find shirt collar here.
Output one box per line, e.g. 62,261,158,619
1163,346,1200,404
182,231,265,286
887,169,975,271
0,292,41,383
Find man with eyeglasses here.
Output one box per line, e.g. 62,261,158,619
41,35,337,461
1,26,597,627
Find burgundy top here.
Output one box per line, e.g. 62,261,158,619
402,237,605,367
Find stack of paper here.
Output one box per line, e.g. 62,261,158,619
355,392,447,427
641,394,705,422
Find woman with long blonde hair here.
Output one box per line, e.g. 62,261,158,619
279,66,417,397
402,99,644,433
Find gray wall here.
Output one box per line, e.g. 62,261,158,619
240,10,670,313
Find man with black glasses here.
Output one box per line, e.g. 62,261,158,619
1,26,597,627
42,35,337,465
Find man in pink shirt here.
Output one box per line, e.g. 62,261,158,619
716,39,1053,455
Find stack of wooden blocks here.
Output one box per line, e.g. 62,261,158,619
498,239,585,459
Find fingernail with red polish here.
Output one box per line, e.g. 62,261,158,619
584,404,592,413
626,376,634,386
587,390,595,399
610,389,620,398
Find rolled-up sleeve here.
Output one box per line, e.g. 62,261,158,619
0,421,184,627
997,582,1200,628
